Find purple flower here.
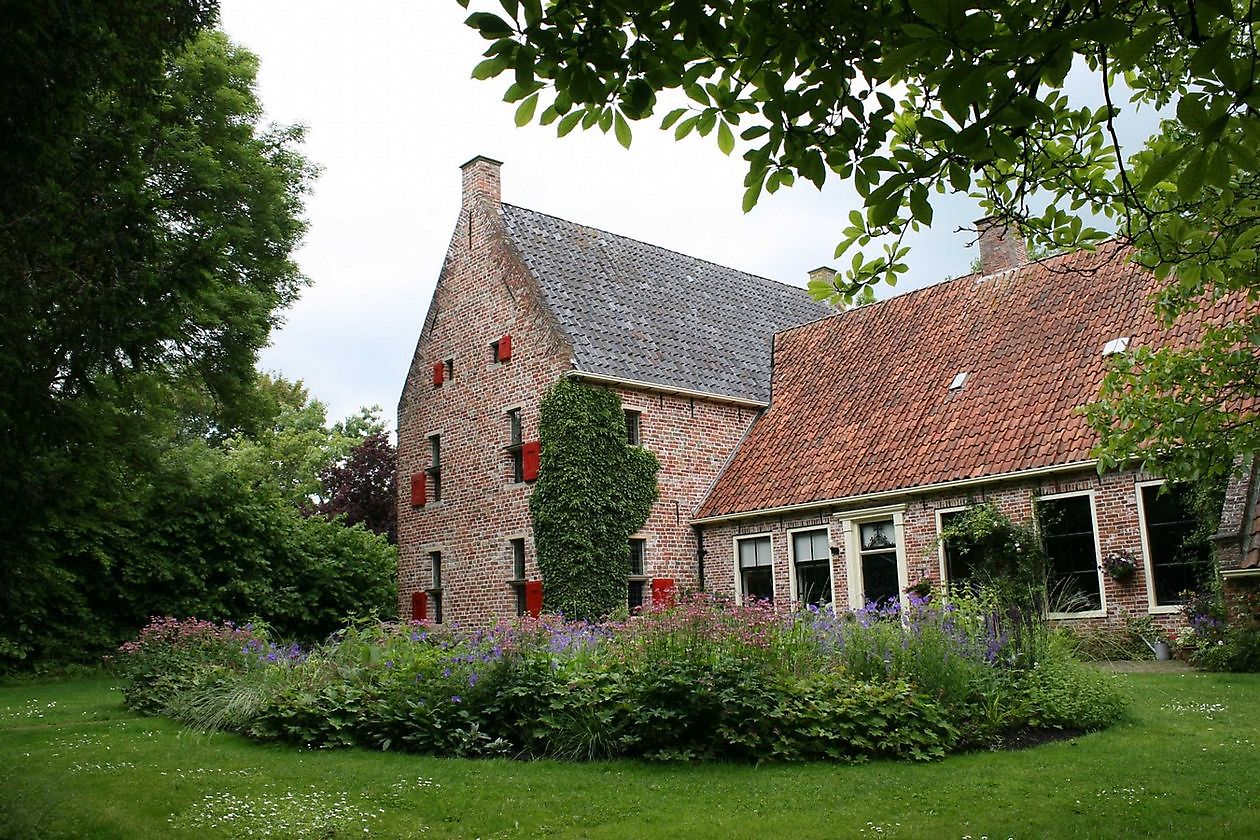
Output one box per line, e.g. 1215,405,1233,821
450,695,462,703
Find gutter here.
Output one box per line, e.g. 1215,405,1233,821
691,459,1101,525
562,369,767,409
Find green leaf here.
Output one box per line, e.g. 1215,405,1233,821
557,110,582,137
465,12,514,39
1138,145,1187,190
514,92,539,127
1176,150,1207,199
717,121,734,155
660,108,687,130
614,111,632,149
916,116,953,141
471,57,508,80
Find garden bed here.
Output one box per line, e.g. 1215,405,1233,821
113,593,1126,762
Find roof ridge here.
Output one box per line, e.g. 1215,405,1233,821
773,239,1130,340
500,202,814,297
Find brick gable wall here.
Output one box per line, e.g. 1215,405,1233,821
396,185,572,622
397,160,762,624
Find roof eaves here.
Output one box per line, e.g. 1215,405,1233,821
693,459,1100,525
564,369,768,409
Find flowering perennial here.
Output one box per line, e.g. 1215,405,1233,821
117,592,1124,762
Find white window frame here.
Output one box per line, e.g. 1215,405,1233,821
843,504,908,610
787,524,835,609
627,533,649,611
1036,489,1107,620
732,532,775,605
934,505,971,585
1135,479,1191,616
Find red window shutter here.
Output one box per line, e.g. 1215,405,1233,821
522,440,541,482
524,579,543,617
411,591,428,621
410,472,427,507
651,578,676,607
497,333,513,362
432,362,444,386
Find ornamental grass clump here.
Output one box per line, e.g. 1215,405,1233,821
117,594,1125,763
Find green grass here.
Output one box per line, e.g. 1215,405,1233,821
1,670,1256,839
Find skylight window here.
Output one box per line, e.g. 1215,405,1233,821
948,372,968,390
1101,337,1131,356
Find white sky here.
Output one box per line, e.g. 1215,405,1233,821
217,1,1145,425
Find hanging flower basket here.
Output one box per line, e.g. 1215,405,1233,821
1102,551,1137,582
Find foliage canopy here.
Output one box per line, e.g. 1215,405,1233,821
460,0,1259,480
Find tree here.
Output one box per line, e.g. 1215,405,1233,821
0,8,317,666
227,375,369,507
459,0,1259,481
529,380,659,621
313,432,398,544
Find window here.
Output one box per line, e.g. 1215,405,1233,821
855,519,900,607
426,434,442,502
736,535,773,603
625,410,641,446
627,538,647,611
491,334,512,362
506,408,524,483
1139,483,1212,607
791,528,832,607
509,538,526,616
1037,493,1102,613
937,508,980,587
428,551,443,624
444,358,454,380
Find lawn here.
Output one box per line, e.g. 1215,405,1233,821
0,669,1256,839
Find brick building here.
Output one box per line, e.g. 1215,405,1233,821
400,157,1246,630
396,156,828,623
694,231,1247,628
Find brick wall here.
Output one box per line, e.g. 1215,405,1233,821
698,466,1189,630
397,158,759,624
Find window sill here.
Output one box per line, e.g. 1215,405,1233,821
1147,604,1182,615
1047,609,1107,621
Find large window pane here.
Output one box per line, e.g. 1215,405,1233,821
1037,495,1101,612
792,528,832,606
1141,484,1211,606
857,518,900,607
737,536,773,602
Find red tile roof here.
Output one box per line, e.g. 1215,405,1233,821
696,242,1246,520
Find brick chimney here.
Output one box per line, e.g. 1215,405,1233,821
975,216,1028,275
807,266,837,286
460,155,502,209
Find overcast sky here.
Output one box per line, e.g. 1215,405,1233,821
217,1,1143,426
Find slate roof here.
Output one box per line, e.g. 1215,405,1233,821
697,241,1249,520
500,204,830,403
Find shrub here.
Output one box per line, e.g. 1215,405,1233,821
117,594,1127,762
1019,635,1128,731
113,617,274,714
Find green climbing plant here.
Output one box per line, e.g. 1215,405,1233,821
529,380,659,621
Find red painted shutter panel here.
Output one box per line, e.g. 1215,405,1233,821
651,578,676,607
521,440,541,482
497,333,513,362
410,472,427,507
432,362,444,386
411,591,428,621
524,580,543,617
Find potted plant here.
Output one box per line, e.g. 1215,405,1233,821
1102,551,1137,583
